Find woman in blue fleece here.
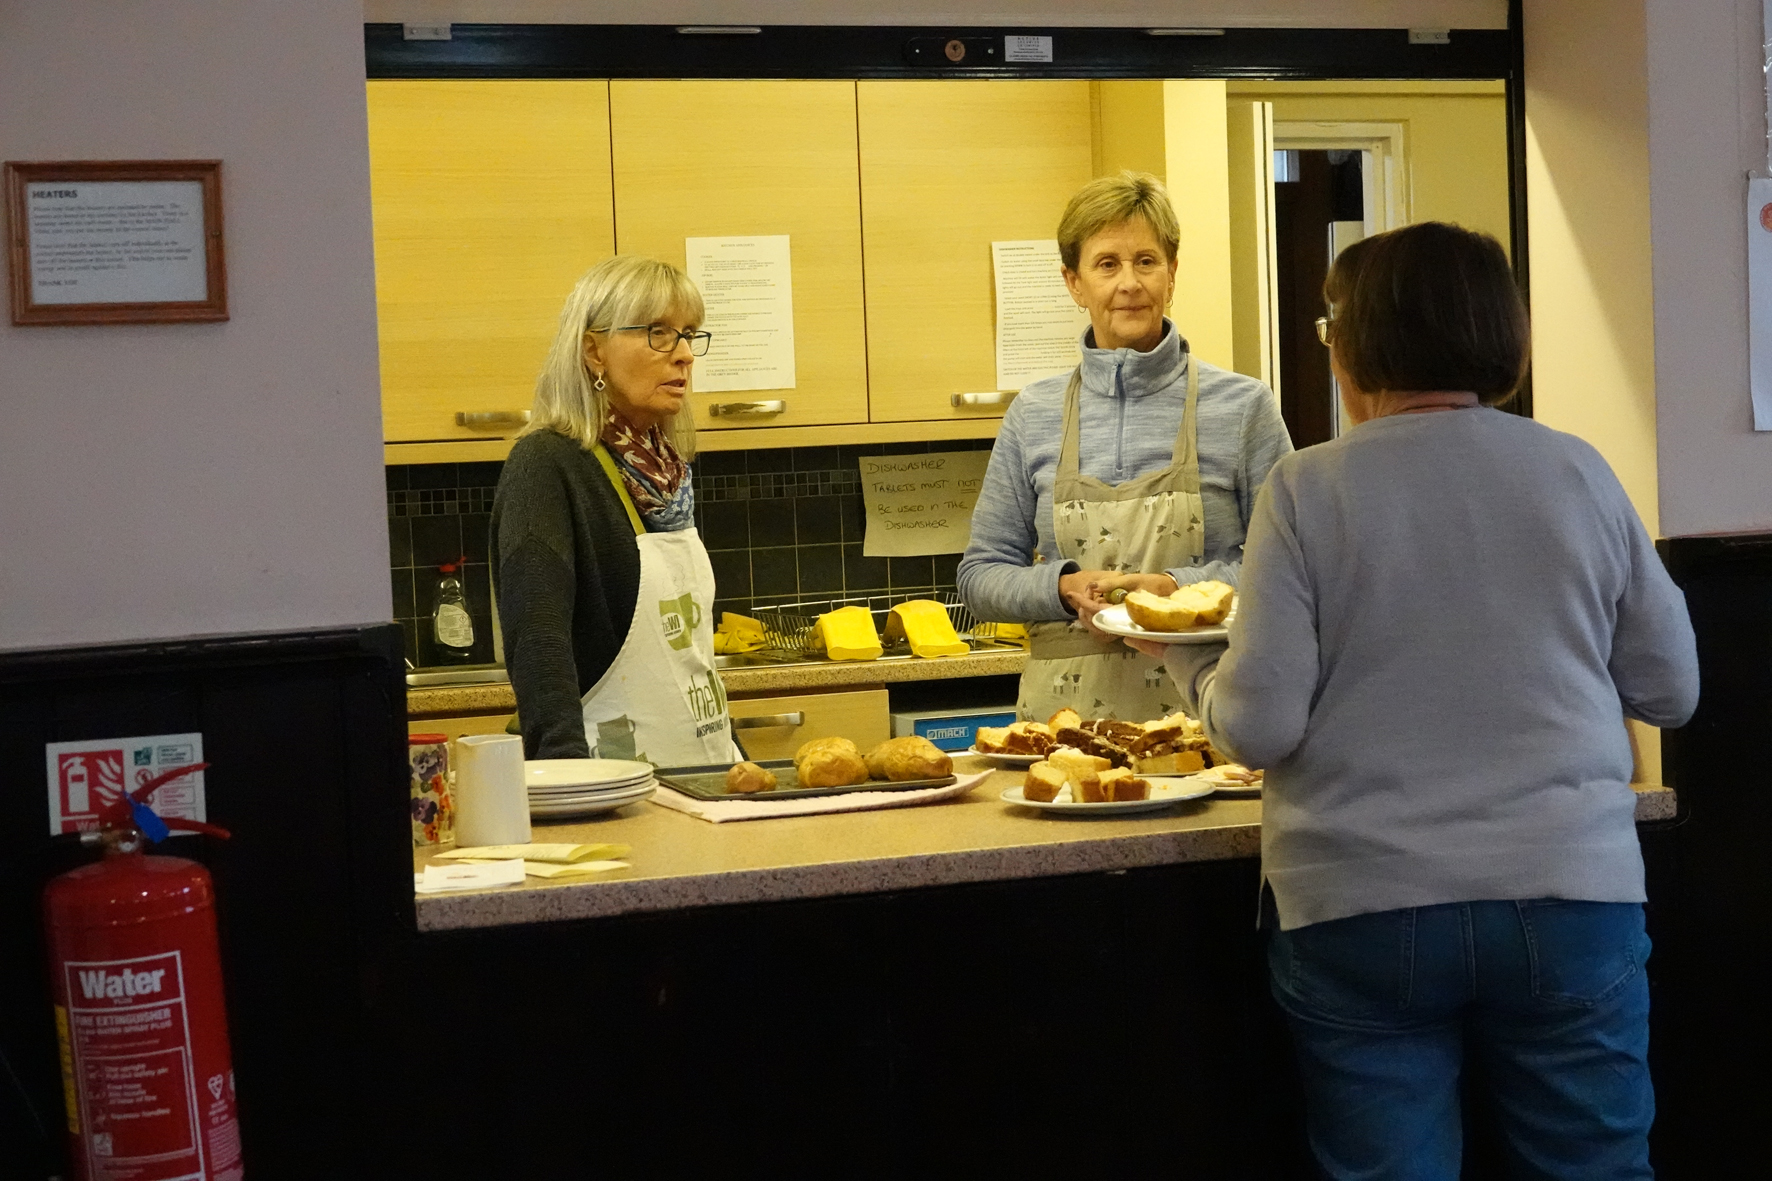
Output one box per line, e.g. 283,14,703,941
1148,223,1699,1179
957,172,1292,722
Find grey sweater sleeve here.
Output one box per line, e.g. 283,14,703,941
1163,383,1294,590
1165,472,1317,768
956,403,1075,623
1609,499,1700,727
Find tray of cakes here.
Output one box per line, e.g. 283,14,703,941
973,708,1222,776
657,736,956,802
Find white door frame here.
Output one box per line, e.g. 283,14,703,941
1272,121,1409,234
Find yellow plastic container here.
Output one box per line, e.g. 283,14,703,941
885,600,971,658
811,605,884,661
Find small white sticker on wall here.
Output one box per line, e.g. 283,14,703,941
45,733,206,836
1004,35,1053,63
1747,176,1772,430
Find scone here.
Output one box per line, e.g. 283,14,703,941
1022,761,1067,803
864,736,953,781
1172,579,1235,626
725,761,778,794
793,737,869,789
1124,589,1198,632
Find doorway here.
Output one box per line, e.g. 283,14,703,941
1273,148,1366,448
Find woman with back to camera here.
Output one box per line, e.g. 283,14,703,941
492,255,739,765
958,171,1291,723
1132,222,1698,1178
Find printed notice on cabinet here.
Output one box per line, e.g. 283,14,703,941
861,450,992,557
686,235,796,393
27,180,208,305
992,240,1088,391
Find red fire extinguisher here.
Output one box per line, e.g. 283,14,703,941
42,763,245,1181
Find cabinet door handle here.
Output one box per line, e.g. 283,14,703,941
709,400,787,417
455,410,531,429
731,712,805,729
951,392,1008,408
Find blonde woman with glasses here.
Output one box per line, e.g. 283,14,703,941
491,255,738,764
958,171,1292,722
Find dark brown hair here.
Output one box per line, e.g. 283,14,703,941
1323,221,1529,405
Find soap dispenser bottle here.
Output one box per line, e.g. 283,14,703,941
432,560,475,661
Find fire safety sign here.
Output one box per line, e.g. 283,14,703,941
45,733,206,836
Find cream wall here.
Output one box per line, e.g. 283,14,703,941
1225,81,1512,251
0,1,389,651
1644,0,1772,536
1521,0,1659,533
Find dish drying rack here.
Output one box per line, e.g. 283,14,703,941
751,591,1016,657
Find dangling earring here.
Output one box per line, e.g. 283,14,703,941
593,372,607,393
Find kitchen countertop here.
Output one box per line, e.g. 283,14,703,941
406,647,1028,715
411,757,1678,933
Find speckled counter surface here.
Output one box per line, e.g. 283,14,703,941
412,756,1677,933
406,647,1028,716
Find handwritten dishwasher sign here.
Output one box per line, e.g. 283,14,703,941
860,451,992,557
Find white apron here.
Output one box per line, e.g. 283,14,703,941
579,515,738,767
1018,355,1206,723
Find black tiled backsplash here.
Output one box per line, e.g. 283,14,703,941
388,441,994,668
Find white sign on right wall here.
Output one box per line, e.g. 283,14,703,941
1748,176,1772,430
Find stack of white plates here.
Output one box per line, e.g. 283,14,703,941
525,758,656,818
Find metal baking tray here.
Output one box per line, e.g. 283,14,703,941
655,758,956,802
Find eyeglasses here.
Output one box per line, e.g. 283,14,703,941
614,324,713,356
1315,316,1335,346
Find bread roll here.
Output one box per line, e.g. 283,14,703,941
1124,590,1198,632
864,736,953,781
725,761,778,794
1022,761,1067,803
794,737,869,789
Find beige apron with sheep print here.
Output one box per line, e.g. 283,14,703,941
1018,356,1205,723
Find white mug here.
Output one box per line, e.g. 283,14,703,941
452,734,531,848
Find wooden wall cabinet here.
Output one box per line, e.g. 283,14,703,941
856,81,1095,424
367,79,1278,460
610,80,869,435
367,81,615,447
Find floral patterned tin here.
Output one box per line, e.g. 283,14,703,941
408,733,454,847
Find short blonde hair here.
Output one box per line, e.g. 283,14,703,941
524,254,705,456
1055,171,1181,272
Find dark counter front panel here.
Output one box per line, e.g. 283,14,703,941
0,626,412,1180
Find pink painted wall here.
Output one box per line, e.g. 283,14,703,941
1647,0,1772,536
0,1,390,651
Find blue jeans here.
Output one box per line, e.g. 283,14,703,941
1268,900,1653,1180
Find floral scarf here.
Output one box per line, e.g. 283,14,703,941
600,412,694,532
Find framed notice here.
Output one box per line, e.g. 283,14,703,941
4,159,227,325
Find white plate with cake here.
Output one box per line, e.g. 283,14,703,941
1187,764,1264,797
965,746,1045,767
1001,777,1215,815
